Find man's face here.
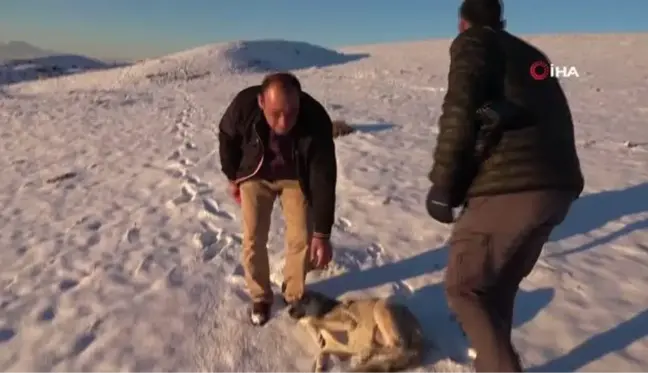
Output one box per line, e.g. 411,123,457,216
258,86,300,135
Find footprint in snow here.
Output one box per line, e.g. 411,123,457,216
126,227,140,244
59,278,80,292
69,319,102,356
165,163,186,178
170,183,196,206
201,197,234,220
0,328,16,343
193,221,235,262
335,217,352,231
179,158,193,167
186,174,212,194
167,149,182,161
318,242,387,277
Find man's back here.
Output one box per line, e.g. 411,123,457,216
467,30,584,198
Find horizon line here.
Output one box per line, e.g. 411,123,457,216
3,29,647,61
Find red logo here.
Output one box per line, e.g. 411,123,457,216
529,60,550,80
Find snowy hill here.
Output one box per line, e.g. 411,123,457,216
0,41,127,86
1,33,648,371
1,54,126,86
135,39,368,84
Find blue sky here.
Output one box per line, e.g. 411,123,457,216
1,0,646,59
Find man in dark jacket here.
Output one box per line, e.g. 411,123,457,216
425,0,584,370
218,72,336,326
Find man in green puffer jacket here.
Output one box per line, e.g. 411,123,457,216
425,0,584,371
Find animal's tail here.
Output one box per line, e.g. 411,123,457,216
347,343,427,372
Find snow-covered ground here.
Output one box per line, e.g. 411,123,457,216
1,33,648,371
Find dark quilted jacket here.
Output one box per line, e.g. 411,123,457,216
218,86,337,236
428,27,584,205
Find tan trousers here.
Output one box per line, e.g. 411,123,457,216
239,179,312,304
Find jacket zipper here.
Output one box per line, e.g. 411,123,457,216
234,122,265,184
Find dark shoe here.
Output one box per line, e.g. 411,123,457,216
287,300,307,319
249,301,271,326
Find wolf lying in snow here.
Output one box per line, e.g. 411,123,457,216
288,290,428,372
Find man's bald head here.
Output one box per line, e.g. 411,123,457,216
257,72,302,135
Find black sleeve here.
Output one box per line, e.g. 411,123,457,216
306,97,337,238
428,30,494,204
218,95,243,182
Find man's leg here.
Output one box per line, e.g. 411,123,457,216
492,189,572,340
239,180,277,322
445,228,518,371
276,179,311,303
492,222,557,337
444,190,574,372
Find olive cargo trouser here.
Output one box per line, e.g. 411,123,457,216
445,190,575,372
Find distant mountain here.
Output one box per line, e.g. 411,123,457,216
0,41,130,85
0,41,58,61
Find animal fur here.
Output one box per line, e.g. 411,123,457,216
289,290,428,372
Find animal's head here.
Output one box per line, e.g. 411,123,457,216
288,290,340,320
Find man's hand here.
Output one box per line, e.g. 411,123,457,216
310,236,332,269
228,181,241,205
425,185,455,224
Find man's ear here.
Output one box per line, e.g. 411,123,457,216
257,93,264,110
459,18,470,33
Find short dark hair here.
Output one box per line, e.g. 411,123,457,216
460,0,504,30
260,72,302,95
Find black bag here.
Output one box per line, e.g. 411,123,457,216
475,99,528,159
452,100,529,207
